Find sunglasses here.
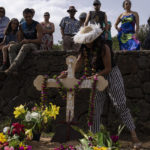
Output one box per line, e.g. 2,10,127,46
44,15,49,16
93,3,100,6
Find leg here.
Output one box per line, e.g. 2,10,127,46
63,36,72,51
107,67,140,147
90,90,107,133
7,43,38,72
2,45,9,63
0,45,10,71
8,43,21,64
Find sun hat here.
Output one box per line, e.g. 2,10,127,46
73,24,103,44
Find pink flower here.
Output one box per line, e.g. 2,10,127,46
4,146,14,150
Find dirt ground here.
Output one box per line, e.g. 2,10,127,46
29,137,150,150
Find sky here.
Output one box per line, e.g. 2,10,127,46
1,0,150,43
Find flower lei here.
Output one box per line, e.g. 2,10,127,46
41,75,49,107
41,48,98,127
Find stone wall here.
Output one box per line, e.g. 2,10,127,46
0,50,150,140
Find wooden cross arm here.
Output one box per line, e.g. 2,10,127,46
34,75,108,92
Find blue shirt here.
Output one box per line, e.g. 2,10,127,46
59,16,80,35
5,33,17,44
0,16,10,38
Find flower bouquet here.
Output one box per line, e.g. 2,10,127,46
0,123,32,150
13,103,60,141
72,125,124,150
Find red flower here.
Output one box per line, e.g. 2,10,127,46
3,142,9,146
11,123,25,135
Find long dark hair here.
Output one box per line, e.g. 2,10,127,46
80,35,106,57
4,18,19,35
80,35,106,71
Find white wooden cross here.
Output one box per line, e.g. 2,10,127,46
33,55,108,123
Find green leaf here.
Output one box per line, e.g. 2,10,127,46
72,125,88,140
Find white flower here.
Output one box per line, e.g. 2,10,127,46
3,127,10,134
31,112,41,120
25,111,32,122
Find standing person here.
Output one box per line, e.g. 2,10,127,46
5,8,42,73
59,6,80,51
40,12,55,50
79,12,87,27
143,17,150,50
104,21,112,50
73,24,141,149
115,0,140,51
0,7,10,44
0,18,19,71
84,0,109,40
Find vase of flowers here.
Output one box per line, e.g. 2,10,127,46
13,103,60,141
0,123,32,150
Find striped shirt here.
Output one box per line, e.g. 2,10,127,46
0,16,10,38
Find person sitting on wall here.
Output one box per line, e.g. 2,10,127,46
20,8,35,24
59,6,80,51
5,8,42,74
0,18,19,71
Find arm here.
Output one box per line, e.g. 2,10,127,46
60,27,65,38
0,36,6,46
97,45,112,76
104,13,108,32
84,12,90,26
43,23,55,34
104,13,109,40
134,12,140,35
115,14,122,31
75,54,83,73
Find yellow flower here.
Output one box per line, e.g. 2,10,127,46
14,104,26,118
42,103,60,120
93,147,108,150
25,129,33,140
50,103,60,120
0,133,6,144
43,116,48,124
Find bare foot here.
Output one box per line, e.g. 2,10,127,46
132,136,142,150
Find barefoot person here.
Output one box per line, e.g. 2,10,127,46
40,12,55,50
59,6,80,51
115,0,140,51
0,18,19,71
5,8,42,73
60,24,141,149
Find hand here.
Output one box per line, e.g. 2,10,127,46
116,27,121,32
133,33,137,39
88,74,98,80
20,39,30,44
58,71,68,79
9,41,17,44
